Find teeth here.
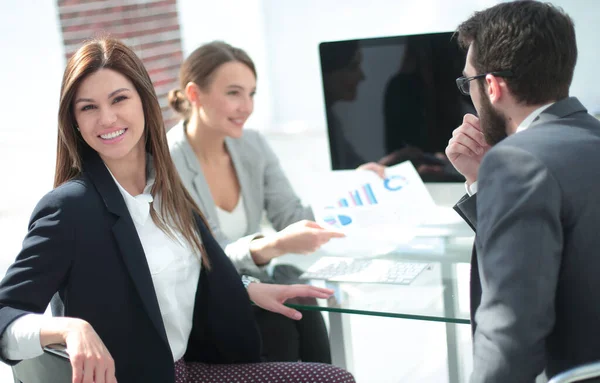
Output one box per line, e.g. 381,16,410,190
100,129,125,139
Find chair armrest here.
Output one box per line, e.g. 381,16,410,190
548,361,600,383
12,344,71,383
43,343,69,360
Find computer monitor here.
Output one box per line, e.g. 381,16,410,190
319,32,475,183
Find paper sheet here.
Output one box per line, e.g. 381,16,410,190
308,161,437,256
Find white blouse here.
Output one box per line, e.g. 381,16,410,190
112,168,201,362
215,195,248,241
0,163,201,362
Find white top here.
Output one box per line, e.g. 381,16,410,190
215,195,248,241
0,162,201,362
466,103,554,196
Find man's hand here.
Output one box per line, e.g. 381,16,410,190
445,114,491,186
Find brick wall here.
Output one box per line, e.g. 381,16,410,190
57,0,183,127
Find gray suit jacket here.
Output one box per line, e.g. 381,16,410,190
455,97,600,382
167,123,313,277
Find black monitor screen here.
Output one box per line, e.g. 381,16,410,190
319,32,475,182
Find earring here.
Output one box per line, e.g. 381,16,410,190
75,125,80,132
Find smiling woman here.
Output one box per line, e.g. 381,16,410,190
73,72,145,174
0,37,355,383
56,37,209,266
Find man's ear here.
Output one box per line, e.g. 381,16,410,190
185,82,201,107
485,74,504,104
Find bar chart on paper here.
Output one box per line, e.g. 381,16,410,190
311,162,437,254
334,183,378,208
327,175,410,209
323,213,353,227
313,162,434,231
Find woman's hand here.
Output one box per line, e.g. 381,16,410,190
274,220,345,255
40,317,117,383
66,320,116,383
250,220,344,265
247,283,334,320
356,162,386,178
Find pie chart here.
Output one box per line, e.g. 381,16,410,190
324,214,353,227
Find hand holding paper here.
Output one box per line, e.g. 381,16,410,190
307,161,437,255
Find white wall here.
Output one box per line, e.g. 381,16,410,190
176,0,274,132
262,0,499,133
1,0,598,206
262,0,600,134
0,0,64,213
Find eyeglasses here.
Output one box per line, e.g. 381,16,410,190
455,71,513,95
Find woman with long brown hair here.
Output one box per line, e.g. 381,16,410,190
0,37,355,383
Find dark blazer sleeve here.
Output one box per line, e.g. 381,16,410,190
184,214,262,364
470,145,562,383
0,190,74,364
453,193,477,232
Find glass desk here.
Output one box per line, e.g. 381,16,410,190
270,234,474,383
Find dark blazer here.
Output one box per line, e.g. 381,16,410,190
0,148,262,382
454,97,600,382
452,193,480,333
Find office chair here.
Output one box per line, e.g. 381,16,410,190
12,345,71,383
548,361,600,383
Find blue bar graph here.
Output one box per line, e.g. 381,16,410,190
362,184,378,204
350,190,363,206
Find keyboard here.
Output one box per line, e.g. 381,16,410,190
300,256,430,285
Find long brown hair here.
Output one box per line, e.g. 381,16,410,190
168,41,256,120
56,37,210,267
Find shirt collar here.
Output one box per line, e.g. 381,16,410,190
515,103,554,133
106,154,156,226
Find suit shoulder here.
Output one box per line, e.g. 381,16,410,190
166,123,191,168
496,117,600,162
34,176,92,214
166,121,186,150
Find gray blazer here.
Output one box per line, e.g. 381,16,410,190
455,97,600,382
167,123,313,277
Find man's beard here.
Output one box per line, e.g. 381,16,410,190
478,89,508,146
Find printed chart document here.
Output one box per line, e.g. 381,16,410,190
307,161,437,255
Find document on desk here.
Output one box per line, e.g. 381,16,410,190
308,161,437,255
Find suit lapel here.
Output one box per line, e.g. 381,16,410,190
453,193,480,334
469,244,481,335
175,128,219,221
191,171,219,221
225,136,259,228
453,193,477,232
83,149,169,348
175,123,261,229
